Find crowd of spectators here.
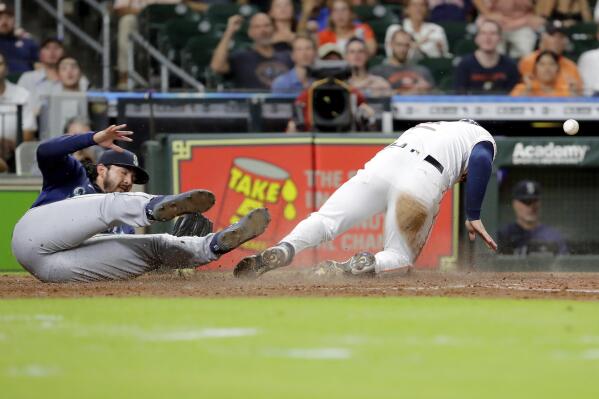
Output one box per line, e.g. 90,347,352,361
199,0,599,99
4,0,599,172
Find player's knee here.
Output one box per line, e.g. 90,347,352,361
395,194,429,256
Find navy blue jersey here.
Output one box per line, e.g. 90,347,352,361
497,223,568,255
31,133,134,235
0,35,39,74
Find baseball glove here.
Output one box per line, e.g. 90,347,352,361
171,213,213,237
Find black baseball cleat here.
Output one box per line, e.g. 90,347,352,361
233,242,294,278
146,189,216,222
314,252,376,277
210,208,271,255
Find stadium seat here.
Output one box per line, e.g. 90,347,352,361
158,16,212,63
454,38,476,55
438,21,468,55
438,75,455,94
418,57,455,86
565,21,597,39
352,5,400,44
367,54,385,69
15,141,40,176
206,3,259,33
180,34,222,82
138,3,193,45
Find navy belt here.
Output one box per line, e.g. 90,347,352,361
389,143,444,174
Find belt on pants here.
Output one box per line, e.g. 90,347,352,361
388,143,445,174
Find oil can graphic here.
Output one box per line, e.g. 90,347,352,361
215,157,298,250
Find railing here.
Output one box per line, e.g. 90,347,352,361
127,31,205,92
20,0,111,90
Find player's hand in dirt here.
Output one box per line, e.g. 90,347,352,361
465,219,497,251
93,124,133,152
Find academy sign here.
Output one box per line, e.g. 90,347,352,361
512,142,590,165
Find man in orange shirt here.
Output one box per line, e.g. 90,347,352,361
518,23,582,95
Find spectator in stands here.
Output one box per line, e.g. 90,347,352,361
24,55,89,141
211,13,293,90
498,180,568,255
519,22,583,95
473,0,545,58
272,34,317,94
371,29,435,94
428,0,473,23
577,24,599,95
0,4,39,75
0,52,31,173
113,0,180,89
454,19,520,94
318,0,377,57
537,0,591,28
64,117,100,163
345,38,392,97
269,0,296,52
17,38,63,93
511,50,576,96
385,0,450,59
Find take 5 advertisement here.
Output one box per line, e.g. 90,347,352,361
172,136,458,270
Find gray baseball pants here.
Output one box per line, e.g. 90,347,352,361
11,193,217,283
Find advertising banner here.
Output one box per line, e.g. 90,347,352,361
171,135,457,270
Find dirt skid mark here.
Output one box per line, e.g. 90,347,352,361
395,194,428,258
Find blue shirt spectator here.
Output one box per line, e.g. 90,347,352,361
272,68,304,93
454,19,520,94
271,34,317,94
0,5,39,74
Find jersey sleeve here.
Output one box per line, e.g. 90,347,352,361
37,132,96,175
465,141,494,221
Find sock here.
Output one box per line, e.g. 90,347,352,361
277,242,295,266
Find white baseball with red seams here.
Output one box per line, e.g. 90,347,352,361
280,120,497,273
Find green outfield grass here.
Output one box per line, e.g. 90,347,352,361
1,297,599,398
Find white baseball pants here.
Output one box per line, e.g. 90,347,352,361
282,146,444,273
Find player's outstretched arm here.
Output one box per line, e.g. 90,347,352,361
464,141,497,251
93,124,133,152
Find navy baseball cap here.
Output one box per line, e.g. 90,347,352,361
512,180,541,202
98,150,149,185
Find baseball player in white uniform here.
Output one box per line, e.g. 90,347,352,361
234,119,498,278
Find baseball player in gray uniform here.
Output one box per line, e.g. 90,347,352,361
234,119,498,278
12,125,271,282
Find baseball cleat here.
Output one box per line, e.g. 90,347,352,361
147,189,215,222
210,208,271,255
313,252,377,277
233,242,294,278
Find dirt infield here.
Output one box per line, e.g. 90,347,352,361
2,268,599,300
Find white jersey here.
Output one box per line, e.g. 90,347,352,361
392,120,497,190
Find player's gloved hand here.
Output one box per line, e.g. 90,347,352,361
171,213,213,237
465,219,497,251
93,124,134,153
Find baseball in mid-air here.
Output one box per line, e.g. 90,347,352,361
563,119,579,135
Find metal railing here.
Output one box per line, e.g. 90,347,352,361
21,0,111,90
127,31,204,92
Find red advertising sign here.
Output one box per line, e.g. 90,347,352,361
173,136,457,270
